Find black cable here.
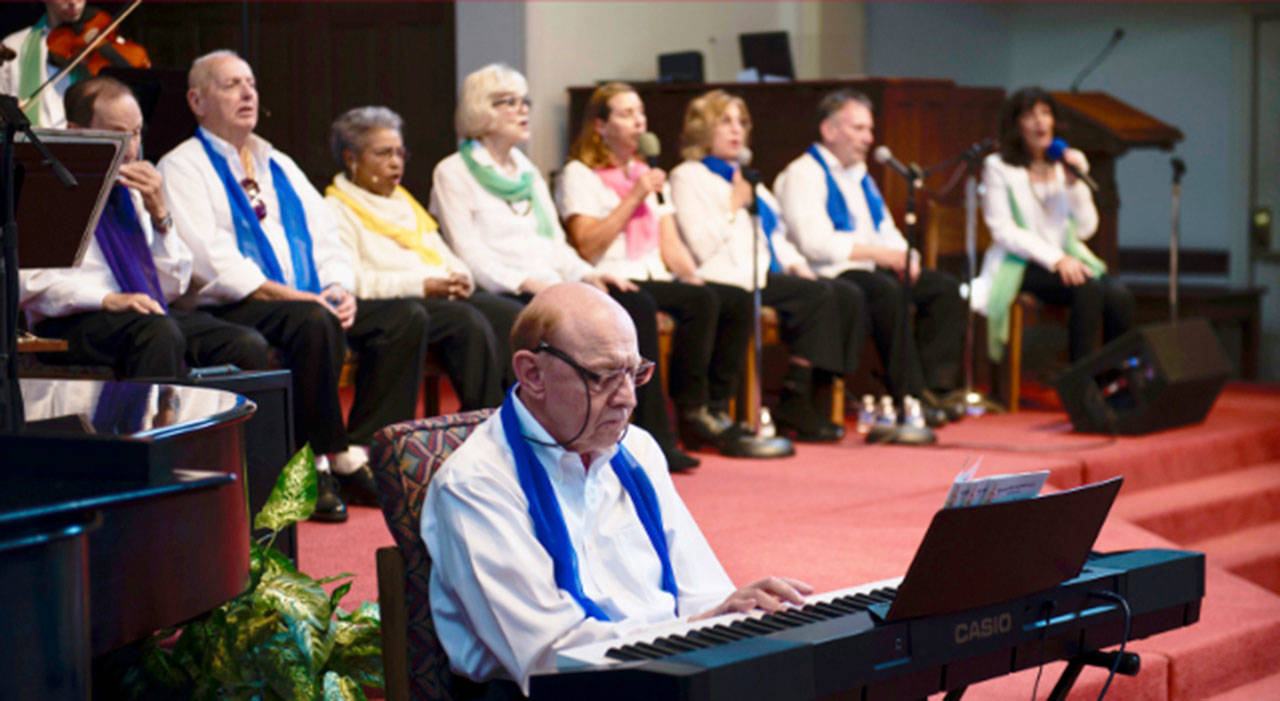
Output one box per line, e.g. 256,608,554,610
1087,590,1132,701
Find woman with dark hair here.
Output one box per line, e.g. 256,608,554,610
555,82,749,453
972,86,1134,364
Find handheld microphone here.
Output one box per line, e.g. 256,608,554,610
873,145,919,182
1070,27,1125,93
637,132,665,204
1171,157,1186,185
1047,138,1099,192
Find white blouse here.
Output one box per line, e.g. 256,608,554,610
325,173,472,300
430,143,594,295
553,159,674,282
970,152,1100,314
668,159,805,290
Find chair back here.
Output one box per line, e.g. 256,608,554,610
924,200,991,272
370,408,496,701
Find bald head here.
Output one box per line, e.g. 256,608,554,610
510,283,641,457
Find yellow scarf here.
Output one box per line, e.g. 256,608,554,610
326,180,443,267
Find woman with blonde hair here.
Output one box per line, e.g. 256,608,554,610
326,105,520,409
668,89,845,442
430,64,697,470
556,82,749,453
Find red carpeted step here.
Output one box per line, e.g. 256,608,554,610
1111,462,1280,544
1191,522,1280,596
1203,669,1280,700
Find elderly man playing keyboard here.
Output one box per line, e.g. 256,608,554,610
421,282,811,697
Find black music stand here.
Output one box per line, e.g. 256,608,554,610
14,129,127,268
885,476,1123,622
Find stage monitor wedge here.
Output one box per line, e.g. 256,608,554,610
739,31,794,80
658,51,704,83
1055,318,1230,435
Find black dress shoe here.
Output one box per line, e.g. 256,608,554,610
335,464,380,507
772,397,844,443
922,389,964,423
310,471,348,523
661,441,700,472
677,406,734,451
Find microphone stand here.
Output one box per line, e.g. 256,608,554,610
871,163,934,445
722,172,793,459
1169,158,1186,323
924,142,1003,416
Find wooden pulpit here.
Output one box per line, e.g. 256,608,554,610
1050,91,1184,269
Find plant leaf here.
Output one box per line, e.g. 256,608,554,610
322,671,368,701
254,630,317,700
255,444,318,531
255,565,331,632
329,580,353,612
316,572,355,585
325,618,384,689
338,601,381,626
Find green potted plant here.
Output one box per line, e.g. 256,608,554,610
120,445,383,700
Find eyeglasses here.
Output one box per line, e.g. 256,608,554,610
492,95,532,110
534,341,654,395
240,177,268,221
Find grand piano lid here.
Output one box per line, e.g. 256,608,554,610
18,378,256,441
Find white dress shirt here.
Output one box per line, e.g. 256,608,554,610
668,159,806,290
0,24,67,128
553,159,674,282
422,392,734,693
970,152,1099,314
19,187,192,323
157,127,355,306
430,143,594,295
773,143,908,277
325,173,472,299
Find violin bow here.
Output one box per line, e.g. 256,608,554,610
19,0,144,113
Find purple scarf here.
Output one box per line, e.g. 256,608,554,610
95,185,168,312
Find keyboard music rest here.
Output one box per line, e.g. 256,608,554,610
2,379,256,659
530,549,1204,700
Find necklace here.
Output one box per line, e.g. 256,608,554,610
506,198,532,217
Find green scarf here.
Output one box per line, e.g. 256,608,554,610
17,17,47,124
986,184,1107,362
458,139,554,239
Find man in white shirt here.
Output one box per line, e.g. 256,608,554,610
774,89,965,422
423,282,812,696
158,50,429,521
0,0,91,128
21,75,267,379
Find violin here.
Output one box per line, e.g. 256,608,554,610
46,4,150,76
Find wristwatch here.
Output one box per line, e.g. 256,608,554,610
155,214,174,233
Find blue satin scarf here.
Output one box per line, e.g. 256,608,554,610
195,129,321,293
701,156,782,274
805,144,885,233
499,387,678,620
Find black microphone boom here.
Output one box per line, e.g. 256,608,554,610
1070,27,1125,92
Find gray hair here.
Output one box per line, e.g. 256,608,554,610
816,89,873,131
188,49,243,91
330,106,404,165
455,63,528,140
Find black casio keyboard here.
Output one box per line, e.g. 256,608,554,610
531,548,1204,700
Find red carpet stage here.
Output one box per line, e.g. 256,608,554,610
300,384,1280,699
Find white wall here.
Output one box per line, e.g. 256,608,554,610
521,1,865,171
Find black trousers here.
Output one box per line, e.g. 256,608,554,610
34,308,270,379
761,272,846,375
836,268,965,396
464,291,524,392
205,297,428,453
819,277,870,376
1019,264,1135,361
636,279,752,410
507,286,678,447
414,292,521,411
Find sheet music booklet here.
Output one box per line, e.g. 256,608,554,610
942,456,1049,508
